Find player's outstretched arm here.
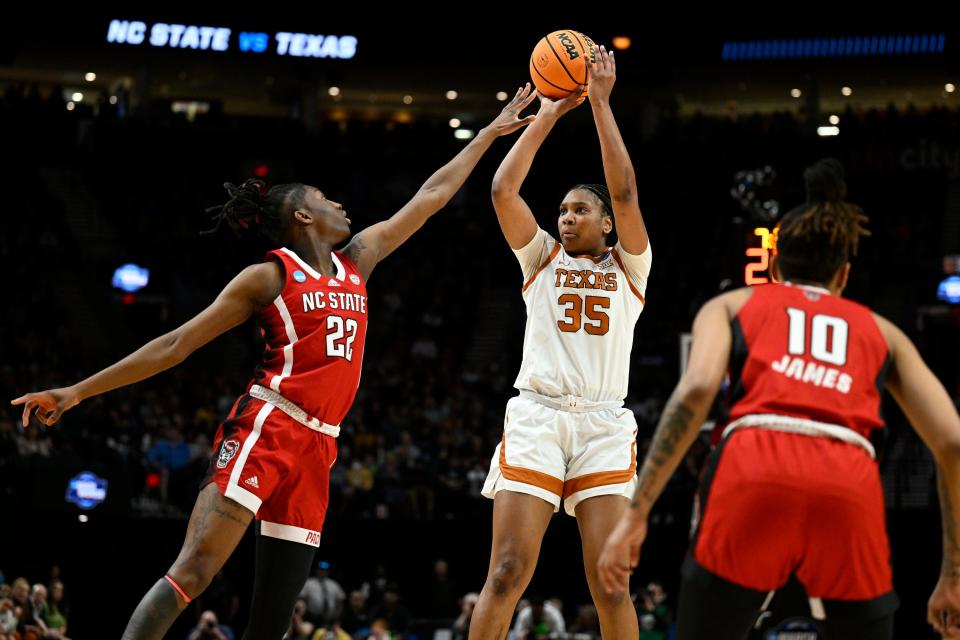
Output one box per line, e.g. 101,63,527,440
11,262,281,427
491,85,585,250
598,292,736,594
877,315,960,636
342,86,538,279
588,44,648,255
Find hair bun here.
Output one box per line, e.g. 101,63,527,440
804,158,847,203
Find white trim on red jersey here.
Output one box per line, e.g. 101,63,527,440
270,296,300,392
279,246,345,282
224,402,274,513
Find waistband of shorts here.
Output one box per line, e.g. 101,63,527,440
249,384,340,438
722,413,875,459
518,389,623,412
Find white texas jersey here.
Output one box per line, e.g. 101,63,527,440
513,227,652,402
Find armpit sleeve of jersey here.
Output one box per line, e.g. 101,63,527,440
512,227,556,282
614,240,652,296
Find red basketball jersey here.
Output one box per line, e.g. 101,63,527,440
724,283,890,439
251,247,368,425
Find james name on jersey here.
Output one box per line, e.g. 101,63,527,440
770,354,853,394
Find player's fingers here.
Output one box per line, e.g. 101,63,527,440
11,395,28,405
22,400,38,427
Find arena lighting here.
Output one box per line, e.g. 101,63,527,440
612,36,631,50
829,115,840,125
722,33,946,61
106,20,357,58
454,129,475,140
84,72,96,82
65,102,75,111
817,126,840,136
446,90,458,100
72,92,83,102
790,88,802,98
109,95,118,104
496,91,508,101
402,95,413,105
730,166,779,222
947,83,957,93
448,118,461,128
112,263,150,293
841,86,853,96
66,472,107,510
328,86,341,97
938,275,960,304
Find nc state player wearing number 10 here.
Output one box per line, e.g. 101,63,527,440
598,159,960,639
10,87,539,640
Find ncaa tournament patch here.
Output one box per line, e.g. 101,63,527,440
293,270,307,283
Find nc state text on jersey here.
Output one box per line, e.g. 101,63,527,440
301,292,367,314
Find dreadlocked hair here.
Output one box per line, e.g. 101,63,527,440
202,179,307,244
775,158,870,284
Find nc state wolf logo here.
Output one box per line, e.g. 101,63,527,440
216,439,240,469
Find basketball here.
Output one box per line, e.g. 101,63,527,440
529,30,596,99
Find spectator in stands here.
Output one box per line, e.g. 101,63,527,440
369,585,410,638
569,604,601,639
187,610,235,640
299,562,345,628
423,559,457,617
0,597,17,640
512,596,565,639
636,581,670,640
340,591,370,637
451,592,478,640
10,578,30,634
365,618,390,640
285,598,314,640
41,580,68,639
310,621,352,640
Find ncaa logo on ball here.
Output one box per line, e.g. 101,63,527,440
217,439,241,469
293,270,307,283
554,32,580,60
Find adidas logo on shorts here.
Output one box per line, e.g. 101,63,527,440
244,476,260,489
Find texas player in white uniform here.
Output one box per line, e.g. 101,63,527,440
471,46,651,640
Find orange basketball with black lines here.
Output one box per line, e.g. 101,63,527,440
529,30,596,99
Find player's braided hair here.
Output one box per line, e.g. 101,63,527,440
203,179,307,244
570,183,613,218
775,159,870,284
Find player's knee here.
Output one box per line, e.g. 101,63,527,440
592,586,628,612
168,554,218,597
489,555,528,597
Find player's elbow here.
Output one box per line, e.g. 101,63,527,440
164,332,192,366
491,176,518,203
676,375,718,407
932,429,960,464
416,185,448,211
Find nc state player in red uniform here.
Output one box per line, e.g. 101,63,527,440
598,159,960,639
10,86,538,640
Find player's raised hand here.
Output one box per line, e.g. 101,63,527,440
10,387,79,427
486,83,538,136
588,44,616,103
537,84,586,119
